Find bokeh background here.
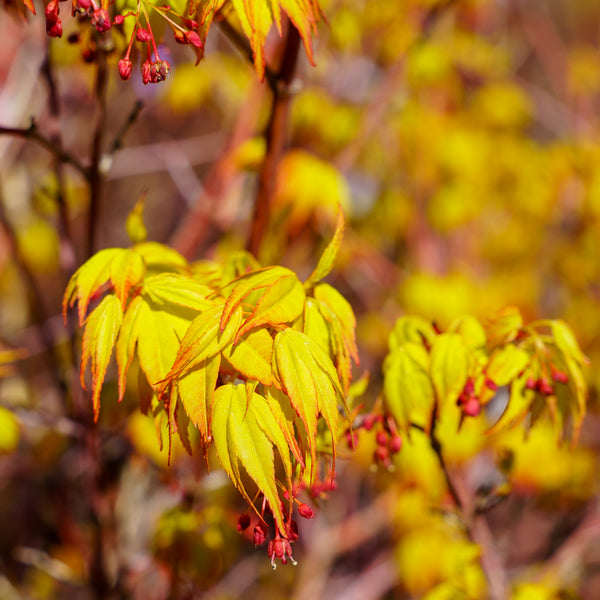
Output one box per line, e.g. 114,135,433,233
1,0,600,598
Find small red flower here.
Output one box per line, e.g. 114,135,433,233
268,534,296,568
462,397,481,417
389,434,403,454
118,58,132,81
253,523,267,546
297,503,315,519
552,370,569,384
92,8,111,32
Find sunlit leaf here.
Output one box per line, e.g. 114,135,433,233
384,343,435,434
81,295,123,421
304,208,345,290
110,249,146,309
143,273,213,311
485,345,529,387
167,303,243,380
430,333,468,408
211,383,286,531
551,320,590,366
177,354,221,442
222,327,274,386
274,328,344,467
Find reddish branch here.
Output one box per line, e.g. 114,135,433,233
247,21,301,258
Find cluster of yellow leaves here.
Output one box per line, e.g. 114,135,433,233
383,307,589,445
64,212,356,532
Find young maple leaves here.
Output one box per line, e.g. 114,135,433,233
64,211,355,551
383,307,589,446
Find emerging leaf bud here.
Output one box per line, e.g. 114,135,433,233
297,503,315,519
118,58,132,81
253,523,267,546
236,513,251,532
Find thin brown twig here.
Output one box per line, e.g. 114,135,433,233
428,420,510,600
109,99,144,156
0,122,88,178
87,47,109,258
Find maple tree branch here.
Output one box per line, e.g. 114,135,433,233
247,20,301,259
428,420,510,600
87,47,109,258
109,99,144,156
0,121,88,178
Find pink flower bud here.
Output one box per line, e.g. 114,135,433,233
389,434,403,454
141,59,152,85
375,431,388,446
183,18,198,30
462,397,481,417
150,60,170,83
552,370,569,384
253,523,267,546
113,14,124,25
136,27,152,42
184,30,203,48
46,18,63,37
525,377,537,390
537,378,554,396
118,58,132,81
297,503,315,519
92,8,111,32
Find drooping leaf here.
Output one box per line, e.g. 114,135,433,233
143,273,213,311
486,345,530,387
134,299,194,385
115,294,144,401
430,333,468,409
487,372,534,435
273,328,344,468
80,295,123,421
110,249,146,309
63,248,123,324
384,343,435,434
211,383,286,532
313,282,359,363
166,303,243,380
236,271,305,340
222,327,274,386
177,354,221,441
551,320,589,366
304,208,345,290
